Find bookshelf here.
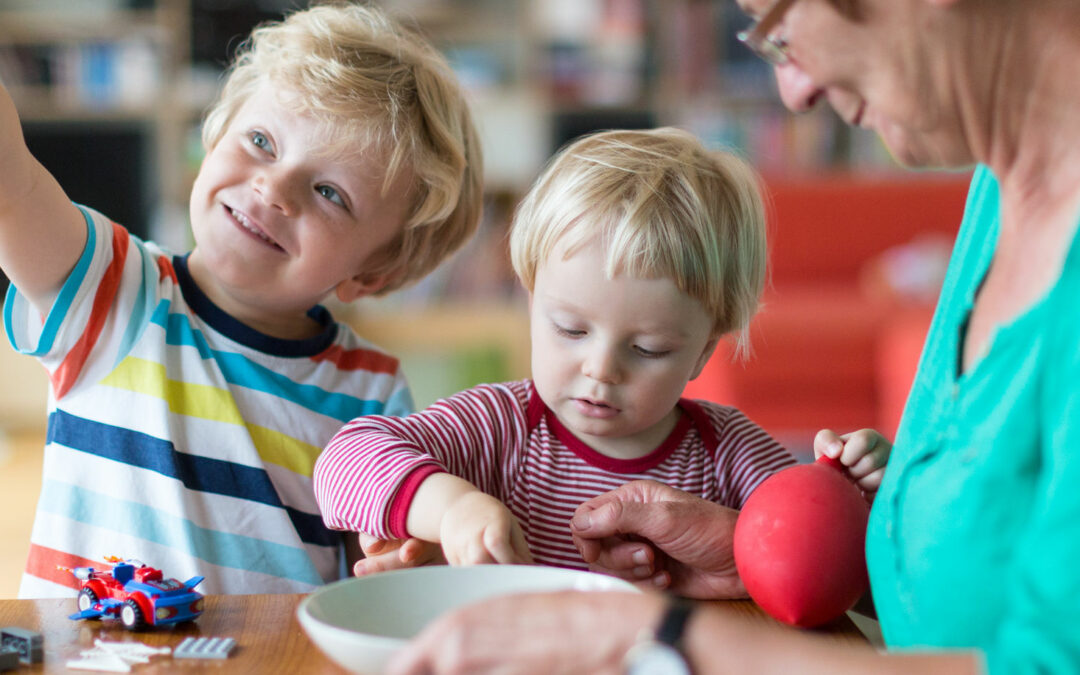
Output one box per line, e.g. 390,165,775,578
0,0,195,249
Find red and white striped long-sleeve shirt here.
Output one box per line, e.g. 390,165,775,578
315,380,796,569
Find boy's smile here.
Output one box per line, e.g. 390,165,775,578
225,205,285,252
529,239,719,460
186,82,413,340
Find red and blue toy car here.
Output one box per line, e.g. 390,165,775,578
64,556,205,630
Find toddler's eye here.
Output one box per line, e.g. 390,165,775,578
316,184,346,207
633,345,670,359
554,323,585,338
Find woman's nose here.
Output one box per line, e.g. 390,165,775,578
774,63,822,113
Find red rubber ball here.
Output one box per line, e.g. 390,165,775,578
733,455,870,628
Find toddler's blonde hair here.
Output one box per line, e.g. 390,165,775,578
201,2,483,293
510,127,766,356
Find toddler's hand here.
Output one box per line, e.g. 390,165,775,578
814,428,891,497
440,492,533,566
353,532,446,576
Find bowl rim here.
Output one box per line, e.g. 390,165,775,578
296,564,640,632
296,564,643,665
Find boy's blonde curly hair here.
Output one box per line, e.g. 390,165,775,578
201,2,483,294
510,127,766,357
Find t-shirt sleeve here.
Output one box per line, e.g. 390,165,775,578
3,205,163,399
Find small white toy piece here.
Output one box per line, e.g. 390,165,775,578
65,639,171,672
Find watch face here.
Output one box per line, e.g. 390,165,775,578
625,641,692,675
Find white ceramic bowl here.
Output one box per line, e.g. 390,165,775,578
297,565,639,674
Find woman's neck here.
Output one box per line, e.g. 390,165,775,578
980,1,1080,222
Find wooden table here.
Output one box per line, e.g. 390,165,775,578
0,593,867,673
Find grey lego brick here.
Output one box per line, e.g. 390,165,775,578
1,627,44,663
0,647,19,672
174,636,236,659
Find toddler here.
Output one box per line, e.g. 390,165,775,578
0,3,482,596
315,128,804,570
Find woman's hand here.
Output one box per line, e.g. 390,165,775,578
352,533,446,576
385,590,662,675
440,491,534,566
570,480,745,599
813,428,891,496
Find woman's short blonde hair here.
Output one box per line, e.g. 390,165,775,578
201,2,482,294
510,127,766,356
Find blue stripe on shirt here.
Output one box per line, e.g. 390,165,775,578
46,409,337,548
4,205,98,356
37,479,324,586
146,304,389,422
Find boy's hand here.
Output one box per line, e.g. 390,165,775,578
814,428,891,496
439,491,533,566
353,533,446,576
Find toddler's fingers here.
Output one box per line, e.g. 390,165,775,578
353,549,411,576
848,449,882,479
510,527,535,565
837,429,877,467
484,529,523,565
359,532,389,556
856,467,885,493
813,429,845,459
398,538,423,563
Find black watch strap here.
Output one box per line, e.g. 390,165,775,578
656,597,696,650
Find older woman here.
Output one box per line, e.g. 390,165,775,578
383,0,1080,672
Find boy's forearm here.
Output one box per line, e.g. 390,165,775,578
0,83,36,212
405,473,482,542
0,80,87,307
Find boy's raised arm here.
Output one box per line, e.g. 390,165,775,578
0,81,89,312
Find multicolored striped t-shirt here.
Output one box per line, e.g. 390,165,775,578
315,380,795,569
5,206,412,597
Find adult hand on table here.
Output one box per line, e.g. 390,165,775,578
570,479,746,599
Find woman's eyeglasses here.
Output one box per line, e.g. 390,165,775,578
736,0,799,66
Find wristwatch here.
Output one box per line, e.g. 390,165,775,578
623,597,695,675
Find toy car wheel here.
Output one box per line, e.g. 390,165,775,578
77,588,98,612
120,599,146,630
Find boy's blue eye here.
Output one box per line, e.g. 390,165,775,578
249,131,272,153
316,184,346,207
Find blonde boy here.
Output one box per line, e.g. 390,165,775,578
315,128,801,570
0,3,481,596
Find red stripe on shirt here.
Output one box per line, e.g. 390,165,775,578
25,543,103,591
156,255,176,283
50,223,130,399
311,344,399,374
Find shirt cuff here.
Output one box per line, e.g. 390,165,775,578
387,464,446,538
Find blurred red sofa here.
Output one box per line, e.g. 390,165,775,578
683,172,972,452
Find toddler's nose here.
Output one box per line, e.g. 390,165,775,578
582,347,621,384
